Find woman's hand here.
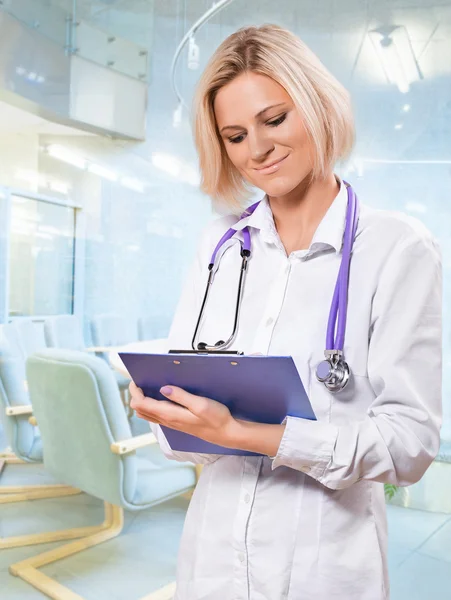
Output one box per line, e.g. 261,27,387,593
129,382,239,448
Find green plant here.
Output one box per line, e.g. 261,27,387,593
384,484,399,500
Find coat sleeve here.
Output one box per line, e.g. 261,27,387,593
272,232,442,490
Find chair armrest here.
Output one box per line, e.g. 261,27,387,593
5,405,33,417
110,433,158,455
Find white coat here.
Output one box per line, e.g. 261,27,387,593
152,179,442,600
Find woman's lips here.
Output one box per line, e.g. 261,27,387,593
254,154,289,175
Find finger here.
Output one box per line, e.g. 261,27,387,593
130,394,162,415
160,386,208,415
130,394,198,427
156,400,199,426
135,410,160,424
129,381,144,398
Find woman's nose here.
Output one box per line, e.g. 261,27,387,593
248,131,275,162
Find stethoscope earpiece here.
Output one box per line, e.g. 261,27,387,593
197,340,225,351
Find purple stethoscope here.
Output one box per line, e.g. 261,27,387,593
191,182,359,393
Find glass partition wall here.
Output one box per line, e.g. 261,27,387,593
8,194,76,317
1,0,152,80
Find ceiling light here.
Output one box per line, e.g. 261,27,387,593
151,152,200,186
402,104,411,112
120,176,145,193
152,152,181,178
87,163,118,181
173,102,183,128
46,144,87,170
369,26,422,94
171,0,235,107
49,181,70,195
394,123,403,130
379,38,409,93
16,66,46,83
188,35,200,70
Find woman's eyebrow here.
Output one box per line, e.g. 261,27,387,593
219,103,287,134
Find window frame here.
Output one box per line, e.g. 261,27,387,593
0,185,85,323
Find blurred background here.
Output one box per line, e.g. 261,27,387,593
0,1,450,599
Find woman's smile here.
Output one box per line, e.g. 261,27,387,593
253,154,289,175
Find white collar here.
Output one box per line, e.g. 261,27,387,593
231,178,349,256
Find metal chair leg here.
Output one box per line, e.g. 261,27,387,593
0,452,81,504
9,502,177,600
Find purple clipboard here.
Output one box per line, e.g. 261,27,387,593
119,352,316,456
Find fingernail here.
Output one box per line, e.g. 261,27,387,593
160,386,173,396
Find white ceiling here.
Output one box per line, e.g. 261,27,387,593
0,101,95,135
1,0,449,159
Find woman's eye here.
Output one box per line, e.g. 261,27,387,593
229,134,245,144
267,114,287,127
227,114,286,143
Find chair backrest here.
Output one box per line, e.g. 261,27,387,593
11,318,47,358
2,323,25,360
44,316,85,351
26,349,138,507
91,315,138,347
0,329,37,460
138,315,172,341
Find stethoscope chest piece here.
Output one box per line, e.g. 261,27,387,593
315,352,351,392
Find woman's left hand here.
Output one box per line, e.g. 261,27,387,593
129,382,239,448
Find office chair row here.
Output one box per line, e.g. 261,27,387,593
0,323,197,600
6,313,171,357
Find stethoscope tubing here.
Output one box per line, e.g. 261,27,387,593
192,183,360,392
326,182,359,352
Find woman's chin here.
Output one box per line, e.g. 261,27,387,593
257,176,304,199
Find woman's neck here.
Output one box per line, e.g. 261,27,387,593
268,172,339,255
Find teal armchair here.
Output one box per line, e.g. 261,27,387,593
44,315,86,351
43,315,146,436
10,318,47,358
0,330,80,526
88,315,135,413
9,348,196,600
91,314,139,346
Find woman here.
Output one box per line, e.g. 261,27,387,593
130,25,442,600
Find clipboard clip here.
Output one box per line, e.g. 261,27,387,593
169,349,244,355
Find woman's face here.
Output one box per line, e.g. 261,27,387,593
214,72,315,198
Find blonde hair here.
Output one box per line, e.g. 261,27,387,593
193,24,354,211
